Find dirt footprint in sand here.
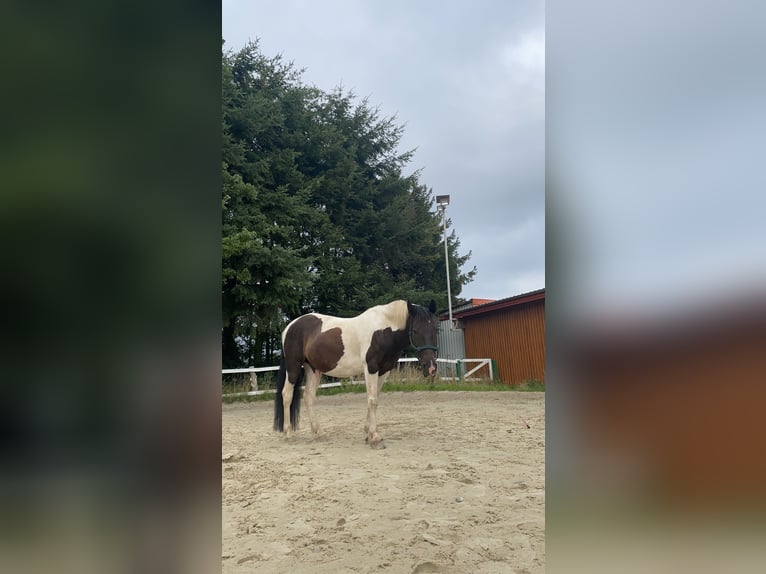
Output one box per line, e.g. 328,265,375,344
412,561,448,573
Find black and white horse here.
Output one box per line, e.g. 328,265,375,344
273,300,438,448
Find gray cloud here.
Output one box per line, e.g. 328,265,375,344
548,0,766,312
223,0,545,300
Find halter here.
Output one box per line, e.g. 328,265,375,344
408,325,439,356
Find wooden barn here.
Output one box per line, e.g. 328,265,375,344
444,288,545,385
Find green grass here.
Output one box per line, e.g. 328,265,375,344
511,379,546,392
222,375,544,404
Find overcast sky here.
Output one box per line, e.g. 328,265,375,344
222,0,545,302
547,1,766,316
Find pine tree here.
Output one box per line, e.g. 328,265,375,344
222,41,476,366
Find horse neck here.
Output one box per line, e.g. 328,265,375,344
377,300,409,332
381,301,411,352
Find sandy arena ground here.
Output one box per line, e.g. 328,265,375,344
222,391,545,573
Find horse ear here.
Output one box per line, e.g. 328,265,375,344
428,299,436,313
407,300,415,314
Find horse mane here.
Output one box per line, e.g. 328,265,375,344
360,300,431,331
375,300,409,331
383,299,432,330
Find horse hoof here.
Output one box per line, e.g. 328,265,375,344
370,440,386,450
369,433,385,449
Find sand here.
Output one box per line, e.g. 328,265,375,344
222,391,545,573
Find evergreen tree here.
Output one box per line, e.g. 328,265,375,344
222,41,476,366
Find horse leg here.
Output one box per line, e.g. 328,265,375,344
365,372,385,449
364,372,390,439
377,371,390,394
305,368,322,436
282,381,294,438
363,381,372,439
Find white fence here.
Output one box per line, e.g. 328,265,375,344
222,357,494,398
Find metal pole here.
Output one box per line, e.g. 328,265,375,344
442,205,453,329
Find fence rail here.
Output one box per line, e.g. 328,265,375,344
222,357,495,398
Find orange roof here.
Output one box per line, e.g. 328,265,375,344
470,298,495,306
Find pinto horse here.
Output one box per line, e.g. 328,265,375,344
273,300,438,448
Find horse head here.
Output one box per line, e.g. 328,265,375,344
407,300,439,378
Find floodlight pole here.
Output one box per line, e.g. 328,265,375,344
440,203,453,329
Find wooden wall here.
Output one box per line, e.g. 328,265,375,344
462,299,545,384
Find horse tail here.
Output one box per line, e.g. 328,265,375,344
273,355,287,432
289,364,304,431
273,354,305,432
